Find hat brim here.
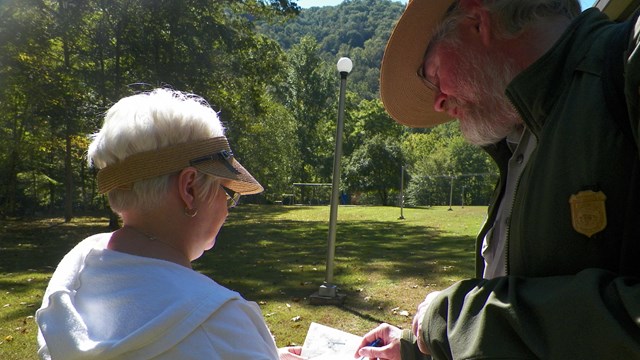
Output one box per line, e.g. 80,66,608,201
96,137,264,196
380,0,455,128
195,157,263,195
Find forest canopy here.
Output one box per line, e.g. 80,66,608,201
0,0,497,220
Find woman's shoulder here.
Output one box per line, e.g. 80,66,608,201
52,232,112,272
75,232,112,252
92,248,243,306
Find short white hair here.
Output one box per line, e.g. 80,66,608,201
88,88,224,213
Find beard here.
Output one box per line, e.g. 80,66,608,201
445,42,523,146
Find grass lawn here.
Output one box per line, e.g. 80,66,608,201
0,205,486,359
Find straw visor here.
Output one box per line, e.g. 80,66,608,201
380,0,455,128
97,137,263,195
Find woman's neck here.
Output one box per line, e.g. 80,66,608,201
108,224,192,268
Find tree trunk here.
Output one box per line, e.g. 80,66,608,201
64,135,73,222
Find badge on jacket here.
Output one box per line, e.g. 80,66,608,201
569,190,607,238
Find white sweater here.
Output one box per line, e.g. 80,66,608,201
36,233,279,359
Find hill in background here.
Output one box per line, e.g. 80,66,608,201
258,0,405,100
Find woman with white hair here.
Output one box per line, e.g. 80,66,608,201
36,88,303,359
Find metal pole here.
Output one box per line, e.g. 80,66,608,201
399,165,405,219
448,175,454,211
318,71,348,298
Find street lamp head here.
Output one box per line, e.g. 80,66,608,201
336,57,353,74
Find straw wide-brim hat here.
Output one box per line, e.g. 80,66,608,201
380,0,456,128
97,137,264,195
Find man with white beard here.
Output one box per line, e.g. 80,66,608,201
355,1,640,359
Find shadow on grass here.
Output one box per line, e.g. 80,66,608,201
0,206,477,325
196,205,476,317
0,216,111,273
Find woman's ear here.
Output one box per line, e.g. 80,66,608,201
177,167,199,209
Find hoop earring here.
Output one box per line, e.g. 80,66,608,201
184,207,198,218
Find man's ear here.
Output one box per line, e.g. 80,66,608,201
458,0,492,47
178,167,199,209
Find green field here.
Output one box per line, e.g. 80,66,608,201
0,205,486,359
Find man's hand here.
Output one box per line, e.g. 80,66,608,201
278,346,306,360
353,323,402,360
412,291,441,354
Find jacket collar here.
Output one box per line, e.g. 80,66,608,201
505,9,612,137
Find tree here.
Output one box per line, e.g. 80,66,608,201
257,0,405,100
402,123,498,206
0,0,499,215
344,135,404,205
345,98,403,153
232,92,300,202
277,36,336,184
0,0,301,217
0,0,91,217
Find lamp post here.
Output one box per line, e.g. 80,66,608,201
448,175,454,211
399,165,405,220
311,57,352,304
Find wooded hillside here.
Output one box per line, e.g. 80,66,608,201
0,0,496,220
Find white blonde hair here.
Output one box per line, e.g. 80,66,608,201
88,88,224,213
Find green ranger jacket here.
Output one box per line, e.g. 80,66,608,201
401,8,640,360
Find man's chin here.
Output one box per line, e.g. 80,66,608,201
459,124,500,146
459,116,522,146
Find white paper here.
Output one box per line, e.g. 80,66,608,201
301,322,363,360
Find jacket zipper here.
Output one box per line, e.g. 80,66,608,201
503,99,533,276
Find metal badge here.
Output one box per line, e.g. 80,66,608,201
569,190,607,238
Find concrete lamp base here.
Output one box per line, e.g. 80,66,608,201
310,284,346,305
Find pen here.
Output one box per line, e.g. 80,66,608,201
359,338,383,360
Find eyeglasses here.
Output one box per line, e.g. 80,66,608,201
416,2,470,94
417,56,440,93
221,185,241,209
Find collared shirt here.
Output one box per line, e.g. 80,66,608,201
482,127,537,279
